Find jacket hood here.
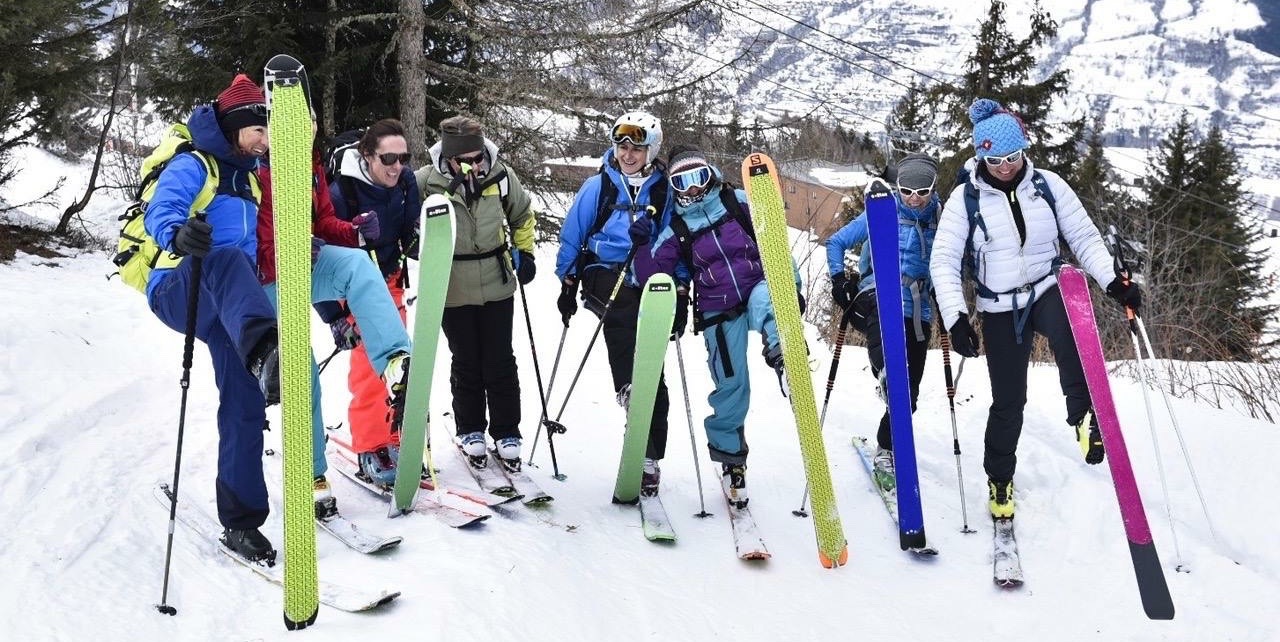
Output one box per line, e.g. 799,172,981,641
187,105,257,171
428,137,502,177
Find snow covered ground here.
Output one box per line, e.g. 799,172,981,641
2,148,1279,641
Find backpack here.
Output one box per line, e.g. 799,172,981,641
667,184,757,330
960,167,1058,300
321,129,365,216
112,124,262,294
572,164,669,276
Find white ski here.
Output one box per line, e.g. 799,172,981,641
492,455,554,505
455,444,519,496
153,484,400,612
315,512,402,554
328,449,491,529
852,437,938,556
638,493,677,541
993,518,1024,587
725,494,770,560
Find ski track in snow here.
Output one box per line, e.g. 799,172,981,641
3,194,1280,640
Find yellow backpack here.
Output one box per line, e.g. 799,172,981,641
111,124,262,294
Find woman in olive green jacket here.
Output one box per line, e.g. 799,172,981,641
415,115,537,468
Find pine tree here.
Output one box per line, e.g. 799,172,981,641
930,0,1082,180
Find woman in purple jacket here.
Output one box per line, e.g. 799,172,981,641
633,145,802,509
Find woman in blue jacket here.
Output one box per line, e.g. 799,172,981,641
144,74,279,563
824,153,940,486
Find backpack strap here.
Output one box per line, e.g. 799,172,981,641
338,175,360,217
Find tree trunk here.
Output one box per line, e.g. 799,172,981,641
323,0,339,137
397,0,428,168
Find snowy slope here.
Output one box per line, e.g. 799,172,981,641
3,151,1279,640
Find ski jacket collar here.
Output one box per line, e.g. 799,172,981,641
896,193,940,222
187,105,258,171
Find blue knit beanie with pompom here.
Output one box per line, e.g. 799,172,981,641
970,98,1028,159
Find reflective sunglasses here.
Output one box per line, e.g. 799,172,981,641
376,152,412,166
611,123,650,146
897,182,934,198
669,166,712,193
223,103,268,118
983,149,1024,167
453,152,485,165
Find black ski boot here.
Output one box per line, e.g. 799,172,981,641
221,527,277,565
246,333,281,405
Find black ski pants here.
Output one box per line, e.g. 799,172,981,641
980,286,1091,483
441,296,522,441
863,305,931,452
582,267,669,460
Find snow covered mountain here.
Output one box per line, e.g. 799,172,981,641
683,0,1280,174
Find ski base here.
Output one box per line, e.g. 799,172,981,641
853,437,938,556
638,493,677,542
316,513,402,554
330,449,491,528
154,484,400,612
993,518,1024,588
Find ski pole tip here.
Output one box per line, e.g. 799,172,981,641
156,604,177,616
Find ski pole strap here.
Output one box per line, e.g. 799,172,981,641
713,323,735,379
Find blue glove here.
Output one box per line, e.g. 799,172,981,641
329,318,360,351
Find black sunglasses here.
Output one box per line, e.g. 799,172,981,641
223,103,268,118
453,152,485,165
376,152,412,166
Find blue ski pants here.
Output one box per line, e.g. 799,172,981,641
262,243,413,477
701,281,780,465
149,248,276,530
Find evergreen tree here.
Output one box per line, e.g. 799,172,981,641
0,0,113,189
930,0,1082,183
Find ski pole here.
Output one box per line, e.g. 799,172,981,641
938,314,977,534
156,249,204,616
1124,306,1184,570
515,276,567,480
316,345,341,375
674,337,712,517
793,314,851,517
549,220,652,425
526,323,569,468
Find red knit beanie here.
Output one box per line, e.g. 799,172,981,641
216,74,267,135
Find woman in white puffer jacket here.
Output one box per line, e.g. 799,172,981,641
928,98,1143,522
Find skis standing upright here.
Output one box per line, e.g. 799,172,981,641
1057,264,1175,620
613,273,676,505
390,195,455,514
864,181,932,553
741,152,848,568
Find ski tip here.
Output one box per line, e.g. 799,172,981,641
283,606,318,631
819,545,849,568
994,578,1024,589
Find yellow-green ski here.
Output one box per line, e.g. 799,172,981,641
265,54,319,630
741,152,848,568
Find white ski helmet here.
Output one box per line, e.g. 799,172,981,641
611,111,663,165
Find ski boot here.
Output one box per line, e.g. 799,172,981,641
722,463,749,509
872,447,896,492
988,479,1015,520
357,446,399,487
495,437,522,473
221,527,277,565
641,458,661,497
382,352,411,430
1074,411,1105,465
313,475,338,520
247,334,280,405
459,431,488,468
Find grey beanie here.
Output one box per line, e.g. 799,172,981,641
895,153,939,190
439,115,485,159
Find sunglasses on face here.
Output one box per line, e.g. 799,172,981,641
453,152,485,165
897,183,934,198
611,123,649,146
983,149,1024,167
669,166,712,193
376,152,412,166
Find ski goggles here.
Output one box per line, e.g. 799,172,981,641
376,152,412,166
897,182,934,198
611,123,651,147
983,149,1024,167
669,166,713,193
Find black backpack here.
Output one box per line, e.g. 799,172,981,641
666,183,755,275
572,163,669,276
322,129,365,215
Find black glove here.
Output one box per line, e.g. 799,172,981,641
516,250,536,285
797,291,807,315
329,318,361,351
672,292,689,339
403,230,420,261
831,273,855,311
172,218,213,258
1105,275,1142,312
628,216,652,248
849,288,876,332
948,314,981,358
558,276,579,324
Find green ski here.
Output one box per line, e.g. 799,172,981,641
264,53,319,629
391,194,455,513
612,273,677,505
741,152,848,568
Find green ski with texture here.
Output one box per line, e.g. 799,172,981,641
612,273,676,504
265,53,319,629
391,194,455,513
741,152,848,569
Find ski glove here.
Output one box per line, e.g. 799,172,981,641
172,218,213,258
672,291,690,339
557,276,579,324
628,216,653,248
516,250,536,285
329,318,361,351
797,291,807,315
1105,275,1142,312
830,273,856,311
849,288,877,333
948,314,981,358
352,211,381,244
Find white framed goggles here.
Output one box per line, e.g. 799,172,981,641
669,166,712,192
897,182,934,198
983,149,1024,167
